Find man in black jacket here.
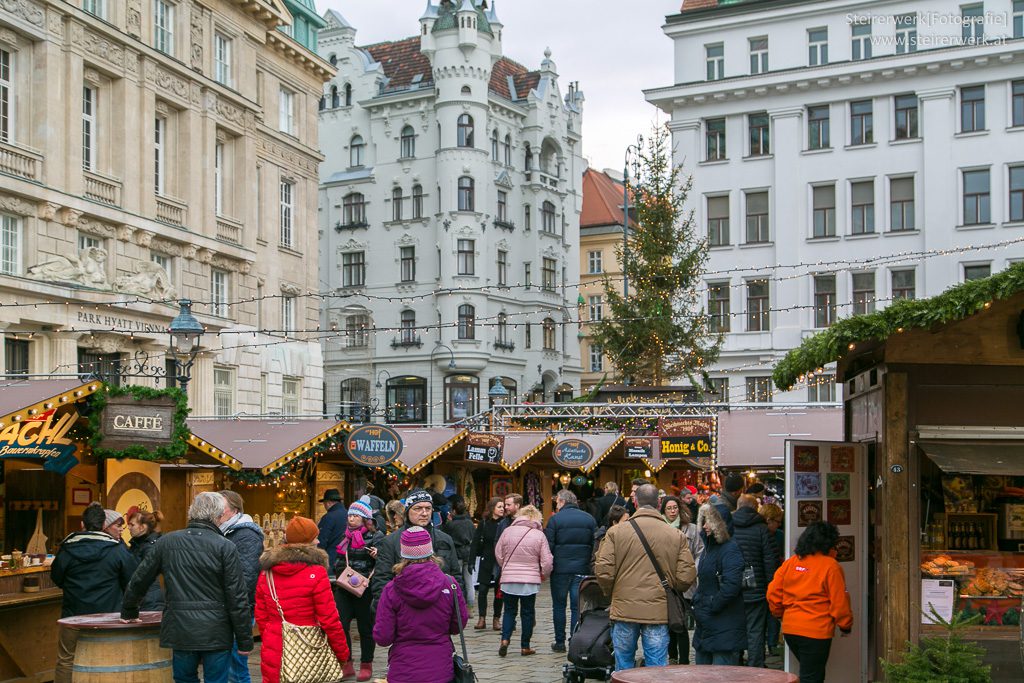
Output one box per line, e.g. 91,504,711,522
218,490,264,683
544,489,596,652
370,489,463,609
731,494,781,668
317,488,347,573
121,492,252,683
52,503,138,683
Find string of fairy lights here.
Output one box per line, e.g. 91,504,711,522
0,235,1018,313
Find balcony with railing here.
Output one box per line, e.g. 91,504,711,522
493,340,516,351
335,220,369,232
391,335,422,349
216,215,244,245
493,219,516,232
0,140,42,181
83,170,122,205
155,195,188,227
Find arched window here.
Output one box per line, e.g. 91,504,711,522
445,374,479,422
342,192,366,226
491,129,499,161
328,54,338,66
461,85,472,96
524,143,533,172
349,134,364,167
457,113,474,147
541,201,556,232
400,309,416,344
503,134,512,165
339,378,369,420
400,125,415,159
458,304,475,339
412,184,424,219
330,85,340,108
457,176,474,212
344,83,352,106
318,95,325,111
392,187,404,222
542,318,556,350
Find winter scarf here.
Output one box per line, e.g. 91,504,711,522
340,525,368,552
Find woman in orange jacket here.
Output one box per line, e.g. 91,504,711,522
767,521,852,683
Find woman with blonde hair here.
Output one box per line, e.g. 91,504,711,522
385,499,406,533
373,527,469,683
493,505,552,657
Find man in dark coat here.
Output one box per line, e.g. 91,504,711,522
711,474,745,511
731,494,781,668
218,490,265,683
369,489,464,610
121,492,253,683
593,481,627,526
317,488,347,573
544,489,596,652
52,504,138,683
692,502,747,666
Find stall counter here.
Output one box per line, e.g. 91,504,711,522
0,566,62,682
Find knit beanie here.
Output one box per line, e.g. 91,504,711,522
725,474,745,493
103,509,124,528
404,489,433,510
400,526,433,560
285,515,319,545
348,497,373,520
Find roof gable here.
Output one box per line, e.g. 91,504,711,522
581,169,627,228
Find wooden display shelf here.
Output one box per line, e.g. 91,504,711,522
935,512,999,551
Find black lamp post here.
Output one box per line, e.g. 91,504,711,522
622,135,643,299
168,299,204,397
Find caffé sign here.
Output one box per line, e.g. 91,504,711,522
100,396,176,450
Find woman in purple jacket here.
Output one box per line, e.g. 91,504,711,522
373,526,469,683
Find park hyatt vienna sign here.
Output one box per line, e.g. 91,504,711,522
100,396,176,451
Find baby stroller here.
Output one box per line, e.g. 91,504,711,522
562,577,614,683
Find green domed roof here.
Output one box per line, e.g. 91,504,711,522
432,0,493,36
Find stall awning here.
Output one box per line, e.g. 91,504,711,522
391,427,466,474
502,432,553,471
918,425,1024,475
717,408,843,467
0,379,102,426
187,418,349,474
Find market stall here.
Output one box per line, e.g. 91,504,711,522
774,271,1024,681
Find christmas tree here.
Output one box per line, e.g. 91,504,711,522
590,126,721,387
882,609,991,682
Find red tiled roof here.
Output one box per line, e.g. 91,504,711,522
681,0,719,11
582,168,628,228
363,36,540,101
363,37,433,90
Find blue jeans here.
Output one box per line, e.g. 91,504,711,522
172,650,231,683
695,649,741,666
227,618,254,683
501,592,537,648
550,573,583,645
611,622,669,671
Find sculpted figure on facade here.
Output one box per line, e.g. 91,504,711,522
27,247,109,288
113,261,177,300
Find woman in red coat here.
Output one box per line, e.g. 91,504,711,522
255,516,349,683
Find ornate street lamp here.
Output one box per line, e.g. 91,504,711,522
168,299,204,397
488,377,510,407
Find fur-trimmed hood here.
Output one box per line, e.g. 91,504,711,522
259,543,329,571
698,502,733,545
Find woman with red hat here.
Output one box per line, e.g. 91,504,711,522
254,516,349,683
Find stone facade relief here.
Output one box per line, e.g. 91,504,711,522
27,247,110,288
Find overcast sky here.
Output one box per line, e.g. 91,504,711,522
319,0,679,172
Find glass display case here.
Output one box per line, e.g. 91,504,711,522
920,551,1024,627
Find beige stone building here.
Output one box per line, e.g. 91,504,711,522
0,0,332,415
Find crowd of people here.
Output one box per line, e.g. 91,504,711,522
48,474,853,683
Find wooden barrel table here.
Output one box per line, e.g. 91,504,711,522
57,612,171,682
612,665,798,683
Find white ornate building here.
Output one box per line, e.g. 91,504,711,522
317,1,584,424
0,0,332,415
647,0,1024,403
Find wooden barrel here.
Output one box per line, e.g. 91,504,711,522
58,612,171,683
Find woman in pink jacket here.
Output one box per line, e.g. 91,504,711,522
494,505,553,657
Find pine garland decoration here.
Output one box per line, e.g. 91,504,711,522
774,262,1024,391
86,385,190,462
882,608,991,683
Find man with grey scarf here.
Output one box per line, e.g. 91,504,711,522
218,490,264,683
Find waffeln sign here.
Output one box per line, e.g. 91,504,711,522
466,432,504,465
100,396,176,451
624,436,653,459
659,417,714,459
345,424,403,467
552,439,594,469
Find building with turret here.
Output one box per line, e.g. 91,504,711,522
317,1,584,424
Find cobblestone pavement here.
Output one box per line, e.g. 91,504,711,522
246,586,783,682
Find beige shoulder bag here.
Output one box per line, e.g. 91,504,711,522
265,570,344,683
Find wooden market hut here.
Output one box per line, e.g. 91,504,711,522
773,267,1024,681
